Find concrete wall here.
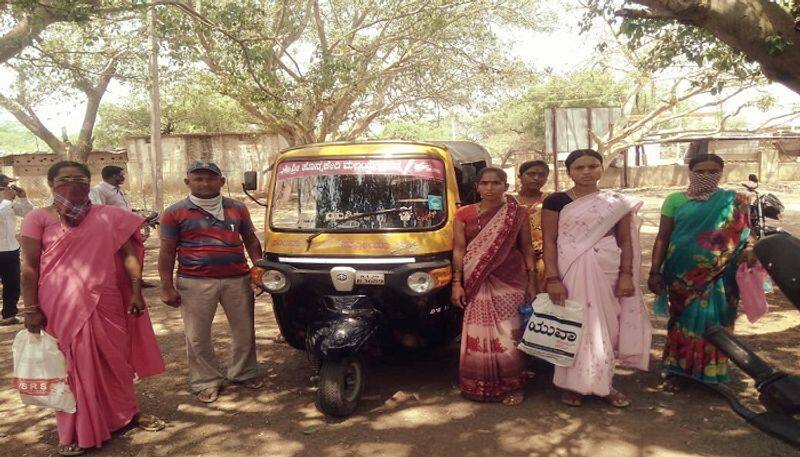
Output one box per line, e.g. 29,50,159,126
540,162,789,192
125,133,288,196
1,152,127,197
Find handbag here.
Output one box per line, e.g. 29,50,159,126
518,293,585,367
736,262,769,323
12,330,76,413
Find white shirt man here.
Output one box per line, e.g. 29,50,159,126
91,165,131,210
0,175,34,325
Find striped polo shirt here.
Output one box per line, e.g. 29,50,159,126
160,197,256,278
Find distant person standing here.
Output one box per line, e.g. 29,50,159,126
158,161,265,403
91,165,131,210
0,174,33,325
514,160,550,291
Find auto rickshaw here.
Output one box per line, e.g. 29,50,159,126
243,141,491,417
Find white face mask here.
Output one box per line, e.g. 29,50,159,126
189,194,224,220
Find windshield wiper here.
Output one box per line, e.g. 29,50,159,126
305,207,410,250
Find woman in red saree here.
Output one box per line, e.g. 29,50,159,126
20,162,165,456
451,167,536,405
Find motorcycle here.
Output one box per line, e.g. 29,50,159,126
743,174,787,238
133,209,159,241
675,174,800,448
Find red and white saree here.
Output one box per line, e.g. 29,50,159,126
458,197,528,401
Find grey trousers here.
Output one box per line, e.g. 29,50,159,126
176,275,259,392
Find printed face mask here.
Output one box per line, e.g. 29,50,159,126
686,171,722,201
52,181,92,226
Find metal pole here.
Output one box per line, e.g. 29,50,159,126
586,107,592,149
149,6,164,212
550,108,559,191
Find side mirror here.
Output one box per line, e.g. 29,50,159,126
748,174,759,184
242,171,268,207
243,171,258,191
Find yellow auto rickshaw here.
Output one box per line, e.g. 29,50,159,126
243,141,491,417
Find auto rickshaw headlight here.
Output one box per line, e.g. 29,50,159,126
407,271,435,294
263,269,288,292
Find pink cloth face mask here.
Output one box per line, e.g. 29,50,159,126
52,181,92,227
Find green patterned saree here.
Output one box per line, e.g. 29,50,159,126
660,189,750,383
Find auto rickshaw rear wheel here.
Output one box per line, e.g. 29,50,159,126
316,357,365,417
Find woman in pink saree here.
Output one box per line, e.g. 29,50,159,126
542,150,652,408
451,167,537,405
20,162,165,456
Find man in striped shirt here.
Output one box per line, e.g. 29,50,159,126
158,161,264,403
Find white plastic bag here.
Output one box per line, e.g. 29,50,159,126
12,330,76,413
518,293,585,367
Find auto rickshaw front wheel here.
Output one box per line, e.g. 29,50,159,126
316,356,365,417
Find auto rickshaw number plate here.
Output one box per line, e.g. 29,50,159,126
355,271,385,285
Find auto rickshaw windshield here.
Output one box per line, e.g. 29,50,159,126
271,157,447,231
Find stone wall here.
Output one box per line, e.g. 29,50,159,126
0,151,127,197
538,162,796,192
125,132,288,196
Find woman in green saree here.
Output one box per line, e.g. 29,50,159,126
648,154,756,389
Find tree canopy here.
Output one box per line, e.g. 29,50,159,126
160,0,549,145
584,1,800,94
93,78,258,149
0,4,146,160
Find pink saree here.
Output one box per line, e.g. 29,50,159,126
458,197,528,401
20,206,164,449
552,191,652,397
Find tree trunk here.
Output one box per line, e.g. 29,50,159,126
71,72,115,163
628,0,800,94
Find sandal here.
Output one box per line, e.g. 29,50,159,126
602,388,631,408
242,377,265,390
561,390,584,407
133,413,166,431
661,377,685,393
501,390,525,406
58,443,85,456
196,386,220,403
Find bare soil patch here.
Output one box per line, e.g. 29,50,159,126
0,185,798,456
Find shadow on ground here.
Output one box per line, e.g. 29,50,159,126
0,187,797,456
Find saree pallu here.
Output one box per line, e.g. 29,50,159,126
553,191,652,397
660,190,750,383
459,198,528,401
21,206,165,448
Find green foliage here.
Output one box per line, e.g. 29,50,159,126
93,79,258,149
765,34,792,56
581,1,762,87
474,71,629,158
159,0,550,143
378,71,629,163
375,118,455,141
0,119,38,153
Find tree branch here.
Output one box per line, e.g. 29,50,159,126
0,92,65,154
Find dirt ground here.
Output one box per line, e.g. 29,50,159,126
1,184,799,457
